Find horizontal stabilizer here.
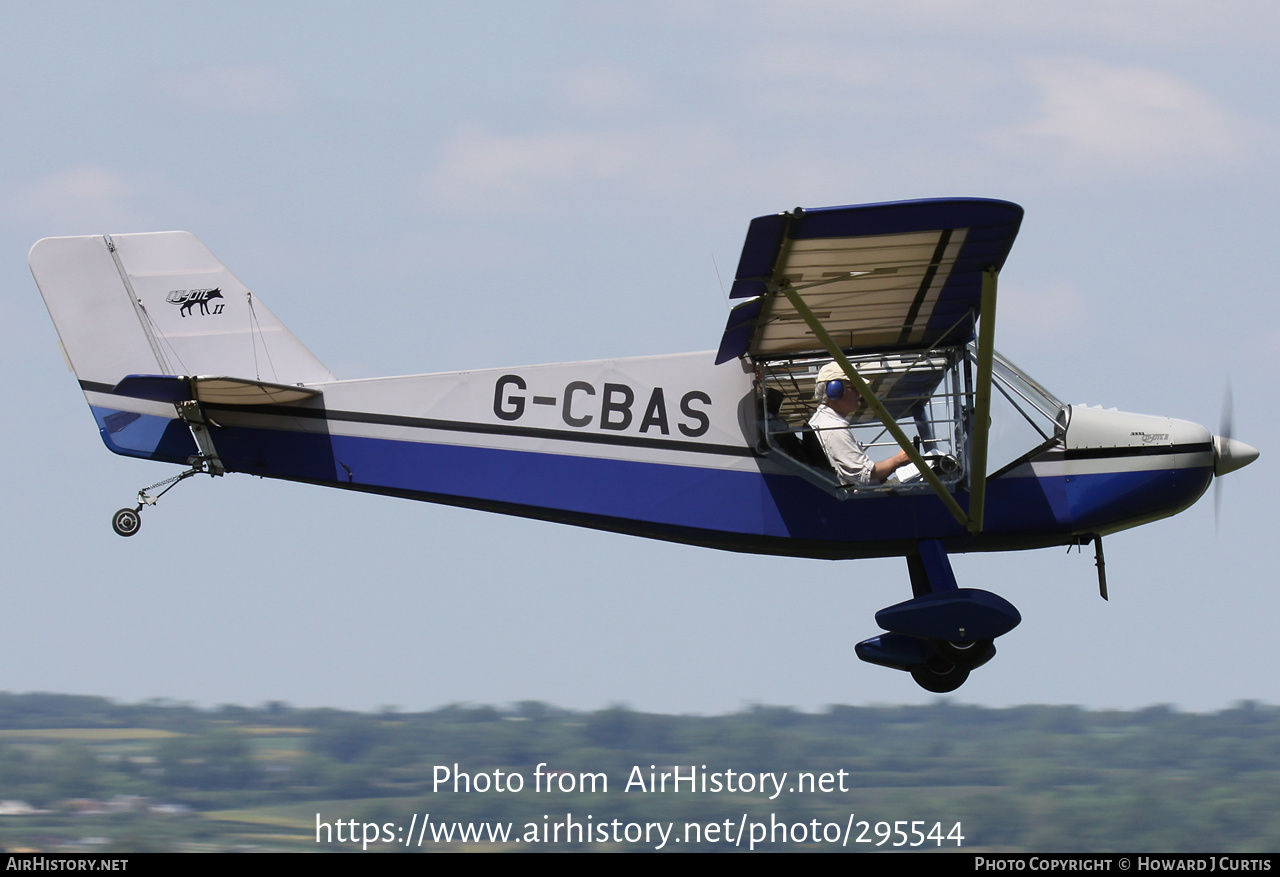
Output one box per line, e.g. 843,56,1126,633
112,374,322,406
192,376,322,405
110,375,191,403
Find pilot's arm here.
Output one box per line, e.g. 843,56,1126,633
870,448,912,482
816,418,910,483
811,363,912,484
811,404,910,484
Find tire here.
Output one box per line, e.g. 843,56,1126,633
910,663,970,693
112,508,141,537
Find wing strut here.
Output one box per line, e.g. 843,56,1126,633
966,267,998,533
779,284,971,528
779,265,1001,533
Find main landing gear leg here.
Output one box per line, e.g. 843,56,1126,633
854,540,1021,692
109,456,218,537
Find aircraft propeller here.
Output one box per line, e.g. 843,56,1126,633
1212,379,1259,531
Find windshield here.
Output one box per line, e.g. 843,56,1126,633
993,351,1063,421
755,347,1067,494
984,349,1066,475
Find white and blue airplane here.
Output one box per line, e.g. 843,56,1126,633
29,198,1258,692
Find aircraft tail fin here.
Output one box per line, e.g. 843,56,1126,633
28,231,334,392
30,232,333,463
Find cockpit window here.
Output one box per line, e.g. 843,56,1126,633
756,346,1066,495
992,351,1063,427
756,349,967,496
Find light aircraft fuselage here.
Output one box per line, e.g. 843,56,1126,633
79,349,1216,560
30,198,1256,690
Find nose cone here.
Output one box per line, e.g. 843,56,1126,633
1213,435,1259,477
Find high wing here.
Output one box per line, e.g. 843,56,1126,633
718,198,1024,532
715,198,1023,364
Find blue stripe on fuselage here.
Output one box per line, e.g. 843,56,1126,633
1065,465,1212,531
209,421,1065,545
85,407,1212,554
90,406,197,462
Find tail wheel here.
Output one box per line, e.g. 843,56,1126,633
111,508,141,537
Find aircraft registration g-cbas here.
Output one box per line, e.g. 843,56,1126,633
30,198,1258,692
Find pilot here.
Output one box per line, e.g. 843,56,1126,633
808,361,911,484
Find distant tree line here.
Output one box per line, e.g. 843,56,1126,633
0,694,1276,852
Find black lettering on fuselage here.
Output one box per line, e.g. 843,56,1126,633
494,374,526,421
678,390,711,437
562,381,595,427
497,375,711,437
639,388,669,434
600,383,634,431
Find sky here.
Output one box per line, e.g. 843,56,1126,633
1,1,1277,715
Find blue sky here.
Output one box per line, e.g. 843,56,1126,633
2,2,1277,713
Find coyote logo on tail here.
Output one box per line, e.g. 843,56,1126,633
166,287,225,317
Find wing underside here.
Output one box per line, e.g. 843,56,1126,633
722,198,1023,532
716,198,1023,364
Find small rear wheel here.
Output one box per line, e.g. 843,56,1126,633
112,508,141,537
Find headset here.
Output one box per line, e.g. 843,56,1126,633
825,379,845,400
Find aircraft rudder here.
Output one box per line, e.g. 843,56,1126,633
31,231,333,462
29,233,166,388
30,231,334,389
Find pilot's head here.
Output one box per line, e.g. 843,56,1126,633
819,361,860,404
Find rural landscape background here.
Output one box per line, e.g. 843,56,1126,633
0,695,1276,852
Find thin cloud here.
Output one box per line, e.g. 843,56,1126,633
5,166,146,231
999,280,1086,339
423,124,736,213
428,128,637,205
653,1,1280,50
988,57,1251,173
154,63,297,114
559,65,651,112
